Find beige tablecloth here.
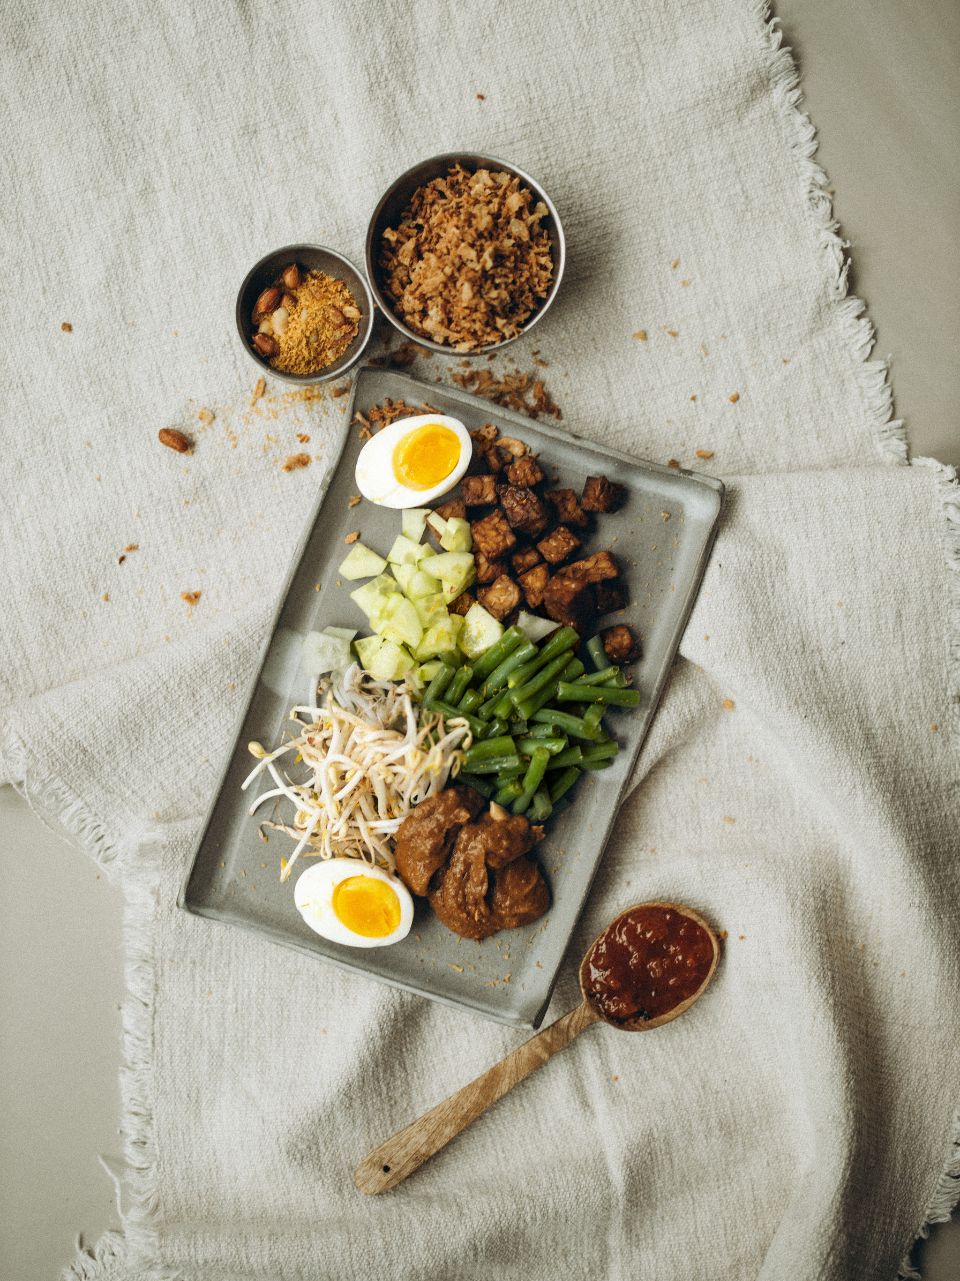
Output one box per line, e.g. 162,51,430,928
0,2,957,1278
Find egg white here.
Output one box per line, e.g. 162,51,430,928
354,414,472,509
293,858,414,948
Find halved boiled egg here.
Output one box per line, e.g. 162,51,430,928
355,413,472,508
294,858,414,948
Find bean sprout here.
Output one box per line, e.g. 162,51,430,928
244,664,471,881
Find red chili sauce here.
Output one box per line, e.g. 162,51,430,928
583,906,715,1024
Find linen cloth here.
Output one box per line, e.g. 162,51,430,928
1,2,957,1279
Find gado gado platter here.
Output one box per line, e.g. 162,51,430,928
181,367,722,1028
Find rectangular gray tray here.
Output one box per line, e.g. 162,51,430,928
180,367,723,1028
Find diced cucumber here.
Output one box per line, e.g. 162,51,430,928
413,593,449,628
417,660,442,682
401,508,429,542
516,611,560,643
407,569,438,599
322,626,358,641
353,634,384,670
460,603,504,659
367,640,414,681
302,629,353,677
338,542,388,581
378,595,423,649
426,511,448,537
386,533,427,567
439,517,472,553
414,616,463,660
390,562,417,594
419,551,476,595
349,574,400,620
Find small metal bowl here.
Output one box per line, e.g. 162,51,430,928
365,153,565,356
235,244,374,385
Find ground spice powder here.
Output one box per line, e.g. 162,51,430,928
272,270,360,376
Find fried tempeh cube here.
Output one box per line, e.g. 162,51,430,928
478,574,521,622
511,547,543,574
601,624,641,664
461,474,498,506
506,456,544,487
474,550,506,585
519,563,550,610
593,579,629,614
434,497,467,522
471,509,517,561
570,550,620,583
542,553,620,629
581,474,627,513
499,484,550,538
536,524,581,565
448,591,475,617
544,487,590,528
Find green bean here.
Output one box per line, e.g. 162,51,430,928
580,740,620,763
483,718,509,739
446,664,474,705
550,745,583,767
493,778,524,804
504,656,542,689
529,787,553,822
517,736,567,756
581,758,613,770
556,681,641,707
508,717,529,737
530,708,602,740
462,753,522,775
457,688,482,714
464,735,517,765
549,765,582,802
537,626,580,664
511,747,551,814
439,649,463,669
482,641,537,693
424,663,455,705
427,701,486,736
510,654,574,708
491,689,516,720
457,772,493,797
577,666,628,687
478,691,503,719
506,636,573,688
583,703,606,733
471,626,524,681
527,722,560,739
587,634,612,670
516,656,585,720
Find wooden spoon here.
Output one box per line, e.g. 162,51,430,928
354,901,719,1195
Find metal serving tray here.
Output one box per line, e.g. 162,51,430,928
179,367,723,1028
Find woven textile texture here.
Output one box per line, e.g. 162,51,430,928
0,2,957,1279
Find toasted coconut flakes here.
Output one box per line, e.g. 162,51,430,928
344,530,360,544
729,391,741,403
632,330,648,341
695,448,714,459
251,376,266,404
348,494,361,508
181,591,202,606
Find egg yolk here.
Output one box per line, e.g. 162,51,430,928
332,875,402,938
392,424,461,490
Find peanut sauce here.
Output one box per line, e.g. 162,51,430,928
583,905,715,1024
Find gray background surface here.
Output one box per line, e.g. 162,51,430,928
1,1,957,1275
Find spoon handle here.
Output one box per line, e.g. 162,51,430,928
354,1000,599,1194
